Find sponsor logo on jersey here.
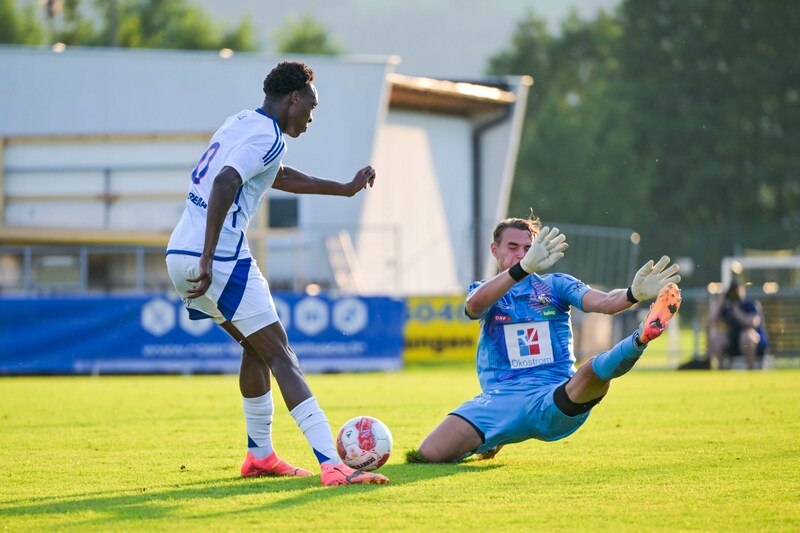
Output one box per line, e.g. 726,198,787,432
541,307,557,318
516,327,541,356
188,192,207,209
502,320,554,368
493,314,512,322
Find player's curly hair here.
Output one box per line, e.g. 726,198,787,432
492,209,542,245
263,61,314,98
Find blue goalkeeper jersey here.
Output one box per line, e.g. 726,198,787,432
466,273,591,390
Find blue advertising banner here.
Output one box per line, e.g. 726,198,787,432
0,294,404,375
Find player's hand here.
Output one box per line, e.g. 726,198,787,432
520,226,568,273
345,165,376,196
630,255,681,301
185,255,213,299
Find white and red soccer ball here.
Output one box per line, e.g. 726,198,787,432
336,416,393,471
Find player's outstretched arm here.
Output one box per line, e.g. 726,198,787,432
466,227,568,318
582,256,681,315
272,165,376,197
629,255,681,302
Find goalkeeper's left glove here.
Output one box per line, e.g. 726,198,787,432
628,255,681,302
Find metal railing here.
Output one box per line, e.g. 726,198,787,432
0,245,172,294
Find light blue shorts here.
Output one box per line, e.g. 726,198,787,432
450,379,591,460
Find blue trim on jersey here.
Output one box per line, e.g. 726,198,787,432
165,232,245,262
188,308,214,321
231,186,243,228
262,138,285,166
217,257,252,321
252,112,284,167
255,108,279,125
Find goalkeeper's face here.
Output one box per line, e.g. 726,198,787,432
491,228,533,271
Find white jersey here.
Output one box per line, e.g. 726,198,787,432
167,108,286,261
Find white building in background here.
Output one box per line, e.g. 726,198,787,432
0,45,530,295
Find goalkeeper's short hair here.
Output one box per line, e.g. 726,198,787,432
492,211,542,245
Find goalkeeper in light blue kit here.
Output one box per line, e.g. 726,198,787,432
408,215,682,463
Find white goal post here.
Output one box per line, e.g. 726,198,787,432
720,255,800,292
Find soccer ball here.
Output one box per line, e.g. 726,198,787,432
336,416,393,471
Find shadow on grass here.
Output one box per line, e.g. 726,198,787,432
0,462,502,527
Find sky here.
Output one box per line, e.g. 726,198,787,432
194,0,621,78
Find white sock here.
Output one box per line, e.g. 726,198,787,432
290,396,338,465
243,391,274,459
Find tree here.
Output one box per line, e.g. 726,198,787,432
113,0,258,51
617,0,800,280
0,0,45,44
54,0,102,46
488,10,643,230
489,2,800,285
273,13,344,55
220,18,258,53
1,0,258,52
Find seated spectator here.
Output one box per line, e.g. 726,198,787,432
709,281,769,369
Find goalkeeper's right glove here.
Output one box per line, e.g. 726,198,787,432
520,226,568,273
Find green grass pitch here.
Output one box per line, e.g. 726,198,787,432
1,364,799,531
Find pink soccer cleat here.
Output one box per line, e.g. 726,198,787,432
241,451,313,478
637,282,682,345
320,462,389,486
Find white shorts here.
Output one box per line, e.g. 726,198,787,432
165,253,279,337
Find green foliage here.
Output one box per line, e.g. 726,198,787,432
0,1,340,55
274,13,344,55
1,369,799,530
115,0,216,50
0,0,258,52
618,0,800,273
220,17,258,53
0,0,45,44
489,10,645,231
55,0,102,46
490,2,800,284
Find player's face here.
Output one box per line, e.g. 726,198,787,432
284,84,318,138
492,228,533,271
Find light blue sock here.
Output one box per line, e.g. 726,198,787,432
591,335,647,381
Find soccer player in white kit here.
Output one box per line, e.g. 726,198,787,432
166,61,388,485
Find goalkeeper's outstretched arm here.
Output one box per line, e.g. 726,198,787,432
466,227,568,317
